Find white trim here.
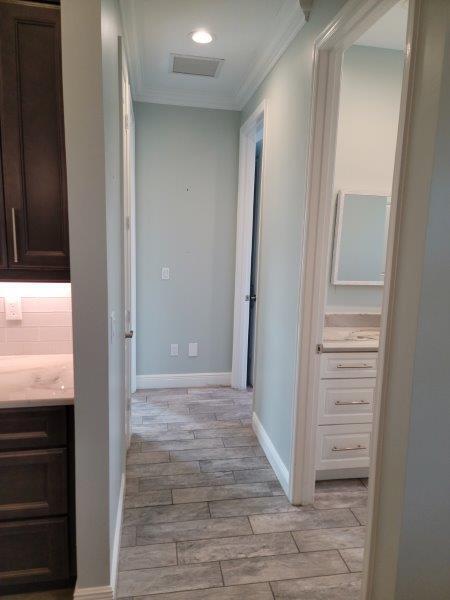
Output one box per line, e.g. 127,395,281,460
121,0,304,111
252,412,289,495
110,472,125,595
231,100,268,390
73,586,113,600
235,3,305,109
137,372,231,389
134,89,239,111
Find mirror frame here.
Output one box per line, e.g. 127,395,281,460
331,190,391,286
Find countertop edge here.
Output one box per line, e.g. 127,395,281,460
0,397,74,409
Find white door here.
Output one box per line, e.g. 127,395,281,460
121,42,136,449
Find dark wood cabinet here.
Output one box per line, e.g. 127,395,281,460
0,0,70,281
0,518,69,587
0,406,76,594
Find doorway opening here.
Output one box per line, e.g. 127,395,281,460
289,0,414,597
231,102,267,391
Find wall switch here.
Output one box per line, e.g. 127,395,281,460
170,343,178,357
188,342,198,357
161,267,170,280
5,296,22,321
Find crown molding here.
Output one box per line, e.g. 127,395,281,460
234,1,305,109
134,88,239,111
122,0,305,111
299,0,314,21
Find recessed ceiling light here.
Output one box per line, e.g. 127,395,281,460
190,29,214,44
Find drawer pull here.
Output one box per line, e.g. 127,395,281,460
334,400,371,406
336,363,372,369
332,444,367,452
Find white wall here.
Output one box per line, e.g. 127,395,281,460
240,0,347,469
327,45,404,311
134,102,240,379
61,0,125,591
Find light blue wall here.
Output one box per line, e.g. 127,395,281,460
135,103,240,376
241,0,347,469
327,45,404,311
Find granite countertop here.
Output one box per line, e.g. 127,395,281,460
322,326,380,353
0,354,74,408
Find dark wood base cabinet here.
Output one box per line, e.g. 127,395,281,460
0,406,76,594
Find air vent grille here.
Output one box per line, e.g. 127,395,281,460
172,54,224,78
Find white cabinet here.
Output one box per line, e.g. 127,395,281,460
316,352,377,477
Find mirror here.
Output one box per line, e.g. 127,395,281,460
331,191,390,286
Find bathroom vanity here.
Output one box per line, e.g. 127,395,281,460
0,355,76,594
315,319,379,479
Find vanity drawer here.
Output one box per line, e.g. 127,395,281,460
0,517,69,590
0,407,67,451
320,353,377,379
316,424,372,471
318,379,375,425
0,448,67,521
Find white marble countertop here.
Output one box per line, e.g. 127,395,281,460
0,354,74,408
322,326,380,352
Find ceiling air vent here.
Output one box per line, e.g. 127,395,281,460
172,54,224,78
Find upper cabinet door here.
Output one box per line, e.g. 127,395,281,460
0,1,69,280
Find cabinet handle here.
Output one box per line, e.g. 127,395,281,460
335,399,371,406
336,363,371,369
11,208,19,263
332,444,367,452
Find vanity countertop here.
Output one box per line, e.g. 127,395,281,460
0,354,74,408
322,326,380,353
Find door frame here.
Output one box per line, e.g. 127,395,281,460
119,38,137,449
231,100,268,390
287,3,420,598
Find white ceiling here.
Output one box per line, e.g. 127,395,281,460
355,3,408,51
120,0,304,111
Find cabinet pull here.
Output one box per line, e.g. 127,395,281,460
332,444,367,452
336,363,371,369
335,400,371,406
11,208,19,263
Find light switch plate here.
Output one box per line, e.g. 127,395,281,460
5,296,22,321
188,342,198,357
161,267,170,280
170,343,178,356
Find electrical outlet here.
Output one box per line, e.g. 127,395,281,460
161,267,170,280
188,342,198,357
170,343,178,356
5,296,22,321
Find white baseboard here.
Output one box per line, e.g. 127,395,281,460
137,372,231,389
252,412,290,495
73,586,113,600
110,472,125,594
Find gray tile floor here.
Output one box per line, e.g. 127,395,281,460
118,386,368,599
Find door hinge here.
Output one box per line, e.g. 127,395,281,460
316,343,323,354
125,216,130,230
125,114,129,130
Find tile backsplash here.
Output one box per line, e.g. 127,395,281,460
0,296,73,356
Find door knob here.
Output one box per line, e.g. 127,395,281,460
125,330,134,339
245,295,257,302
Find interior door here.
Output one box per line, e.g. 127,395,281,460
121,43,136,448
247,139,263,387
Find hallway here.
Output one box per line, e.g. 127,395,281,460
118,387,367,598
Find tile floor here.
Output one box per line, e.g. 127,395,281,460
117,386,368,599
